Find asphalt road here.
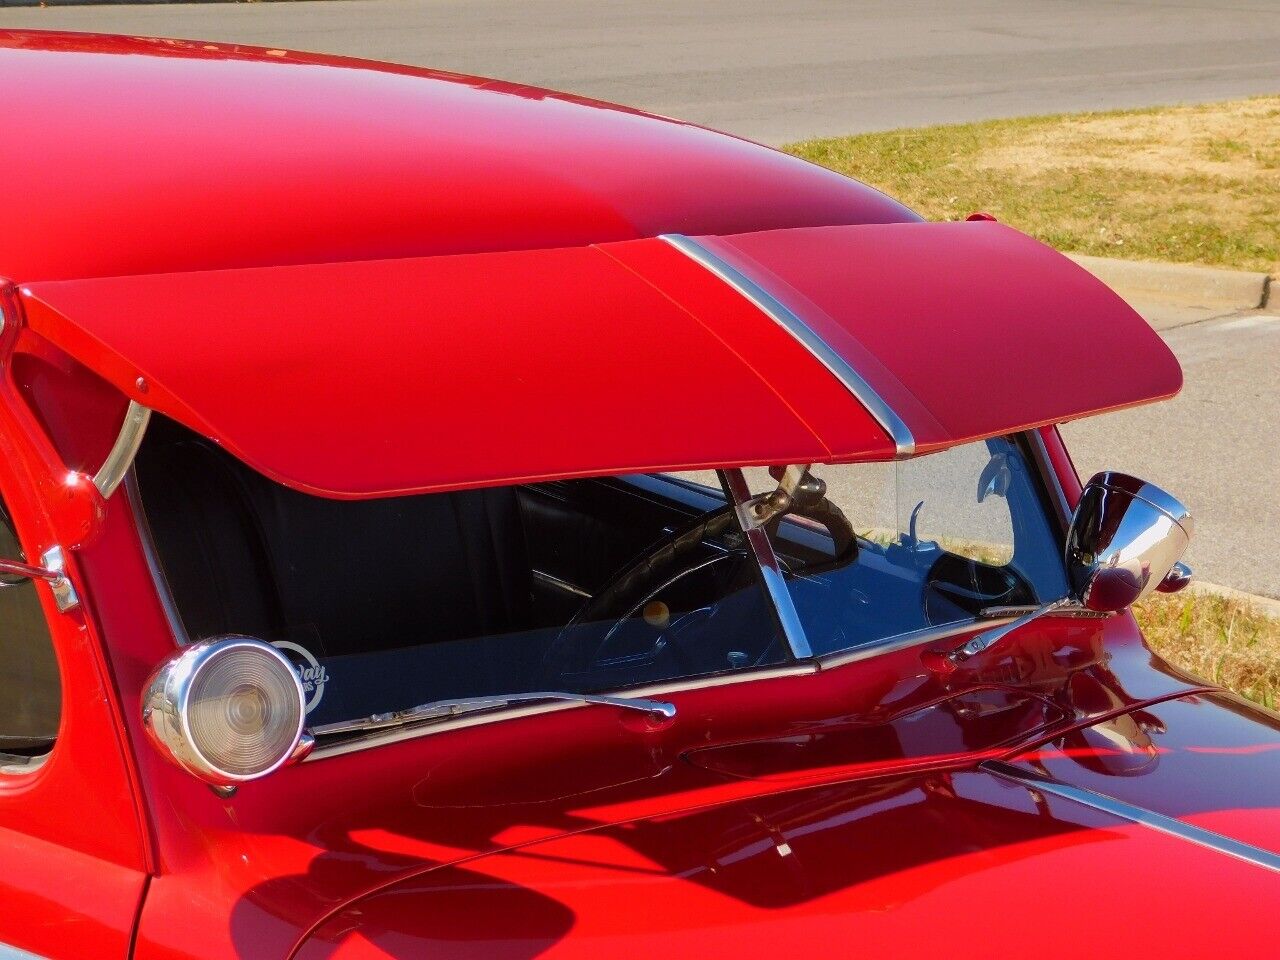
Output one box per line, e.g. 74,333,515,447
4,0,1279,143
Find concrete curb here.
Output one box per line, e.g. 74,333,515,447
1067,253,1272,312
1185,580,1280,620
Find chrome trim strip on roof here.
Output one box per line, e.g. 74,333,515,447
660,233,915,458
93,400,151,499
983,760,1280,874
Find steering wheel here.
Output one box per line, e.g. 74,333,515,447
540,506,746,679
922,552,1038,626
542,486,859,680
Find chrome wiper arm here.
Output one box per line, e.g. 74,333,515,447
311,691,676,738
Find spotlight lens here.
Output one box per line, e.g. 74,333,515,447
187,645,302,778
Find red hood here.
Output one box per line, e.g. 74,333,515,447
293,690,1280,959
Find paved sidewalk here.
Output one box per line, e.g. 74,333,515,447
4,0,1279,143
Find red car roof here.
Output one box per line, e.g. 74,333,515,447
0,30,915,284
17,222,1180,498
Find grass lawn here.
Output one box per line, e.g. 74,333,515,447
784,96,1280,273
1134,592,1280,711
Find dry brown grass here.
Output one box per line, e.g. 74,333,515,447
1134,592,1280,710
785,96,1280,272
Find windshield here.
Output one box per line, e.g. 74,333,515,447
135,420,1065,733
722,435,1069,658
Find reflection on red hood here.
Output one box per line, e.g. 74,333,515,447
294,691,1280,959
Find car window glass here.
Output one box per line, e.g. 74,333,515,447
746,437,1067,658
0,504,61,763
136,420,790,730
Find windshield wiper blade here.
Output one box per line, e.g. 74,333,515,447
311,691,677,739
978,603,1110,619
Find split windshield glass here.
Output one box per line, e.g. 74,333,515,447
136,418,1065,732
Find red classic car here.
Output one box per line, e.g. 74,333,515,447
1,28,1275,960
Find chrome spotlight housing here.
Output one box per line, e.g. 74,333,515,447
142,636,312,788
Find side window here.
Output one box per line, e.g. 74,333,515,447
892,441,1017,566
0,503,60,764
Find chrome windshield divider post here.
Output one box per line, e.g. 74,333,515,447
93,400,151,499
720,468,813,660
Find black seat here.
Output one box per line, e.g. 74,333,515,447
135,418,534,659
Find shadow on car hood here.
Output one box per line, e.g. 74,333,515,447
292,691,1280,959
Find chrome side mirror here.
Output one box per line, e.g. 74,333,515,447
943,472,1191,666
1066,472,1193,612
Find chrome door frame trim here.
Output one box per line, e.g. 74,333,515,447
983,760,1280,874
1024,428,1073,532
660,233,915,458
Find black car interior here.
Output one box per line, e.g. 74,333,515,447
135,419,786,724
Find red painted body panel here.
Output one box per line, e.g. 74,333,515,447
0,289,148,958
292,690,1280,959
1010,691,1280,853
703,222,1184,452
0,31,914,285
19,223,1173,498
17,244,891,498
80,483,1213,960
0,28,1269,960
295,768,1280,960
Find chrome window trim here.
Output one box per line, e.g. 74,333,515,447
983,760,1280,874
93,401,151,499
0,749,51,777
127,424,1074,762
0,943,48,960
1025,428,1073,531
660,233,915,458
307,661,817,761
125,471,192,647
